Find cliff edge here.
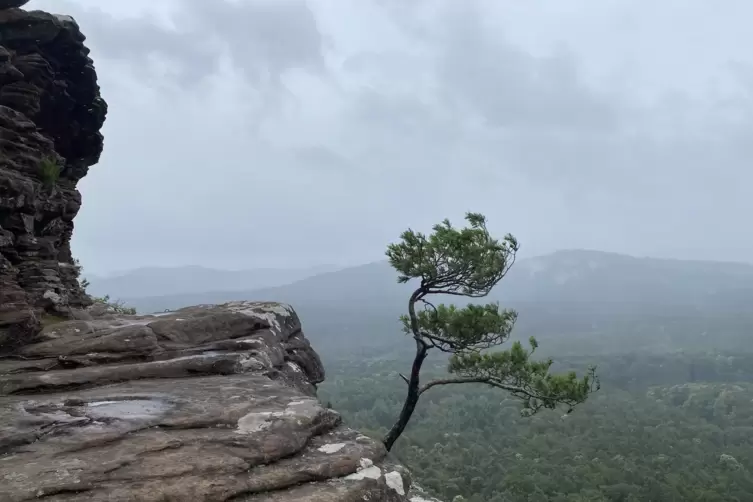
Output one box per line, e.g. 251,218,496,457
0,3,439,501
0,2,106,348
0,301,419,500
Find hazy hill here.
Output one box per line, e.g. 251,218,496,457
113,250,753,358
113,260,400,313
85,264,341,299
503,249,753,308
118,250,753,314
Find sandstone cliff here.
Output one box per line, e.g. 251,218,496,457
0,1,106,348
0,302,425,500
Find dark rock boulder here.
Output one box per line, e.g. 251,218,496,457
0,301,421,501
0,7,107,349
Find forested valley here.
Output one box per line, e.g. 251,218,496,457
121,250,753,501
320,348,753,501
308,290,753,500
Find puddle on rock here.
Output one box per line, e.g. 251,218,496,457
86,399,171,420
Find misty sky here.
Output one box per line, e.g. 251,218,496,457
28,0,753,274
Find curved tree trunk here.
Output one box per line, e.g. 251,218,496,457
383,336,429,451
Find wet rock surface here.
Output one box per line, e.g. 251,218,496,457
0,5,107,348
0,301,422,501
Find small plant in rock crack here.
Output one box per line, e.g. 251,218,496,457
92,295,137,315
73,258,90,289
73,260,136,315
39,156,62,189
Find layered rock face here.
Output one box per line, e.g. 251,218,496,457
0,301,422,501
0,3,107,348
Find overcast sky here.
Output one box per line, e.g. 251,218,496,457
28,0,753,274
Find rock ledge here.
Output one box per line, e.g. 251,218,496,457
0,302,419,501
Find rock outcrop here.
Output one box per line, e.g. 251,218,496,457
0,301,424,501
0,4,107,348
0,4,442,501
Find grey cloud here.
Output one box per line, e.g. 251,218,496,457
28,0,753,272
332,0,624,181
348,89,458,146
371,0,753,196
433,3,618,132
44,0,324,86
322,0,753,263
293,146,352,174
179,0,324,82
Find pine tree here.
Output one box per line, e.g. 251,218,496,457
382,212,599,451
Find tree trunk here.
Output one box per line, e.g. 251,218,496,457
383,337,429,451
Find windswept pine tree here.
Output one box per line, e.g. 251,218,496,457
383,212,599,451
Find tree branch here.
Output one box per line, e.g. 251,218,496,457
419,331,460,352
419,376,498,395
425,289,493,298
407,288,424,338
418,298,438,313
418,376,575,405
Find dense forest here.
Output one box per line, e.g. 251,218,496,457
118,250,753,501
303,290,753,500
319,349,753,501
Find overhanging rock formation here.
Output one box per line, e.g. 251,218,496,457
0,3,107,348
0,301,423,501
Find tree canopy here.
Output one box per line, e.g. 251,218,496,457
320,352,753,501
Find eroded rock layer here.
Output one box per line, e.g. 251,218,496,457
0,301,421,501
0,6,107,349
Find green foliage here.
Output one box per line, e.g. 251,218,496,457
92,294,137,315
73,258,90,289
40,313,70,327
383,212,598,449
74,259,136,315
39,156,61,188
401,303,517,351
386,212,518,295
448,340,598,415
319,352,753,501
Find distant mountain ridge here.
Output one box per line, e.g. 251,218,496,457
110,250,753,357
85,264,341,299
502,249,753,306
114,249,753,315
